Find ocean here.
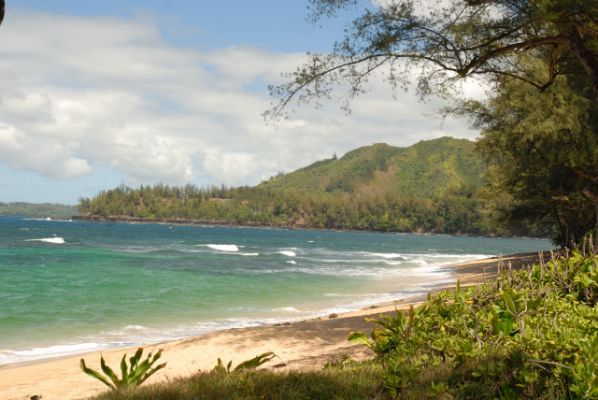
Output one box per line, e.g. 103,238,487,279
0,216,552,365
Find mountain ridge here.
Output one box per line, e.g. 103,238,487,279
260,137,483,199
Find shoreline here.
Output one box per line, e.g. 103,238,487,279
71,214,549,240
0,252,548,400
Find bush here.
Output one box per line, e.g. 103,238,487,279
350,250,598,399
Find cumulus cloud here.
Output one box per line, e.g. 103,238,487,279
0,9,478,189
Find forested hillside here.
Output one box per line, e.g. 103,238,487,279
261,137,482,197
77,137,543,236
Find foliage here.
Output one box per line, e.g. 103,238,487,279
80,348,167,390
79,137,537,236
261,138,483,198
350,250,598,398
212,352,277,374
458,54,598,247
267,0,598,119
323,354,356,369
0,202,78,218
91,362,386,400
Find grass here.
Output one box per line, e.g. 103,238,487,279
92,362,386,400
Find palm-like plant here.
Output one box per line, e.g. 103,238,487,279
80,348,166,390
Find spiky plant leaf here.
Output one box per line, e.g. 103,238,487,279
233,352,276,372
119,354,128,384
129,348,143,374
100,354,120,387
80,359,116,390
137,362,167,385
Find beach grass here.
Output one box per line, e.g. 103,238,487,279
92,361,386,400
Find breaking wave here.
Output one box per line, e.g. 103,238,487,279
25,237,65,244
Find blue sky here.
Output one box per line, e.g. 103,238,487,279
0,1,480,204
11,1,360,51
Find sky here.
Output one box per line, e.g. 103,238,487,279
0,0,482,204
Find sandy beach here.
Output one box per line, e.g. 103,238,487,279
0,252,546,400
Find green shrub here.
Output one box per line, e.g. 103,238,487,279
350,251,598,399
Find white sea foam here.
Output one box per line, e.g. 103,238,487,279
25,237,65,244
205,244,239,252
370,252,404,259
0,318,269,365
239,252,259,256
123,325,146,331
273,306,301,313
278,250,296,257
286,260,297,265
0,342,116,365
383,260,404,266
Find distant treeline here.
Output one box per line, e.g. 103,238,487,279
77,183,547,236
0,202,78,218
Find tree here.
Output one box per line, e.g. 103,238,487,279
267,0,598,118
461,54,597,246
1,0,5,27
267,0,598,245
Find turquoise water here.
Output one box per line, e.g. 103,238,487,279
0,216,552,364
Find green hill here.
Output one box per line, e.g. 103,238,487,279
79,137,512,235
260,137,483,199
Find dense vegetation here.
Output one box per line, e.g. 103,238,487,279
351,249,598,399
79,137,543,236
93,249,597,400
457,54,598,247
0,202,78,218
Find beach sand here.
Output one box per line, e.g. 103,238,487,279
0,252,547,400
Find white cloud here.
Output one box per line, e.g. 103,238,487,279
0,9,479,190
0,123,91,178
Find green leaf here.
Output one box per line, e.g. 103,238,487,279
100,354,120,387
119,354,128,384
137,363,167,385
80,359,116,390
233,352,276,372
502,289,517,316
348,331,374,350
129,348,143,374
